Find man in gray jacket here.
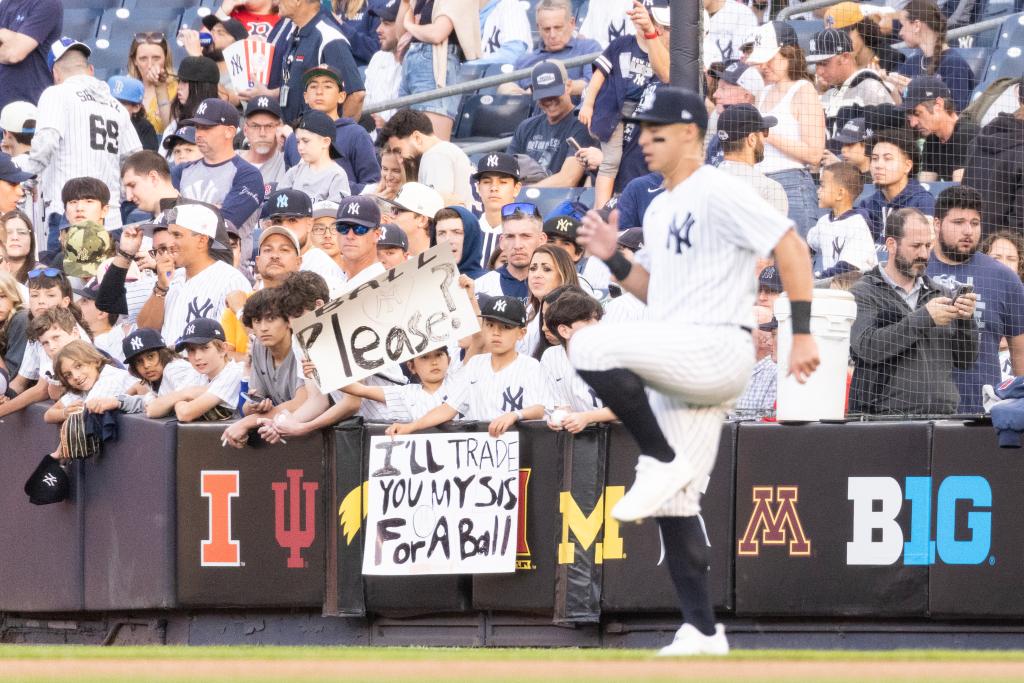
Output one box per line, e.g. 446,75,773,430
849,207,979,415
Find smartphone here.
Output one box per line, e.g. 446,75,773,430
567,137,582,152
952,283,974,304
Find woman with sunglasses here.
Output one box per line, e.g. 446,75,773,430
128,32,178,133
0,210,36,288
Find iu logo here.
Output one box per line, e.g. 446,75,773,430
737,486,811,556
272,469,319,569
201,470,241,566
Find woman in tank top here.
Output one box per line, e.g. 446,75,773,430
747,32,825,238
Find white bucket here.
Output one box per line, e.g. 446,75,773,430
774,290,857,421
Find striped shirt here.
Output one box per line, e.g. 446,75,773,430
540,345,603,413
445,353,548,421
161,261,252,345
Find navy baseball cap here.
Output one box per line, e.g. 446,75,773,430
899,75,953,111
175,317,227,352
202,14,250,41
24,454,69,505
162,126,197,151
758,265,783,293
806,28,853,63
266,189,313,218
531,61,569,100
480,295,527,327
473,152,521,181
296,110,341,159
302,63,345,89
0,152,34,184
336,195,381,229
717,104,777,142
617,227,644,252
122,328,166,363
369,0,401,22
377,223,409,250
244,95,283,120
48,37,91,70
833,117,871,145
182,98,241,128
543,215,580,243
623,85,708,130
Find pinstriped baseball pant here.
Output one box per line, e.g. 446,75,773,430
570,322,754,517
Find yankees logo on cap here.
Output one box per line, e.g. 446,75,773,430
265,189,312,218
335,195,381,228
196,102,208,116
257,97,269,107
486,154,500,167
277,194,289,208
122,328,165,363
175,317,227,352
494,299,507,312
472,153,520,182
480,295,527,327
543,215,580,243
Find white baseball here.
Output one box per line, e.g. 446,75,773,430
549,409,568,427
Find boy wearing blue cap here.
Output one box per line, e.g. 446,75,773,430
109,75,159,152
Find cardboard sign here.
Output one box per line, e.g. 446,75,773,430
293,244,479,394
224,39,275,91
362,432,520,576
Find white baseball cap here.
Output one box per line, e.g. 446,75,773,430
168,203,221,240
389,182,444,219
48,37,91,71
312,200,340,219
0,101,37,134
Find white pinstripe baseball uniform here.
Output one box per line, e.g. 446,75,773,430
59,365,137,406
380,380,453,423
570,165,794,516
444,352,549,421
17,75,142,229
541,345,604,413
161,261,252,345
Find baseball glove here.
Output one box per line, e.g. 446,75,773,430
59,408,101,460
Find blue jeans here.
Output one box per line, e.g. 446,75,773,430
767,169,821,239
400,42,462,120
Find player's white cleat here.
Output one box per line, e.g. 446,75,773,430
657,623,730,657
612,455,694,522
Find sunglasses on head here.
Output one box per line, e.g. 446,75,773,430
336,224,374,236
133,32,166,45
28,267,62,280
501,202,540,219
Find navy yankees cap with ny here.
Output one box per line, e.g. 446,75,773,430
480,296,527,327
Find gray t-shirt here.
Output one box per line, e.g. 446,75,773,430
248,150,289,191
281,161,351,202
418,141,473,205
250,341,303,406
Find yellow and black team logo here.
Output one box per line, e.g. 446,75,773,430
737,486,811,556
558,486,626,565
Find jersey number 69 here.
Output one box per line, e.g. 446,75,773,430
89,115,120,154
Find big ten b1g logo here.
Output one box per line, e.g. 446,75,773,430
558,486,625,565
272,469,319,569
201,470,241,567
737,486,811,556
847,476,992,566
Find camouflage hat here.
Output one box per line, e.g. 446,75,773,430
63,221,111,279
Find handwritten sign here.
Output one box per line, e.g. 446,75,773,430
362,432,520,575
293,244,479,394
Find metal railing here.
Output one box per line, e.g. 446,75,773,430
363,51,601,116
777,0,847,21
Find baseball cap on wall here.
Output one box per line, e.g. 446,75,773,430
182,98,241,127
473,152,521,181
377,223,409,250
175,317,227,352
531,61,569,101
266,189,313,218
623,85,709,130
24,454,69,505
107,76,145,105
709,60,765,99
0,102,37,135
717,104,777,142
745,21,799,65
480,295,527,327
48,37,91,70
336,195,382,228
806,28,854,63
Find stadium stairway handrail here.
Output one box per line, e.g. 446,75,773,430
363,52,601,115
777,0,847,21
892,14,1013,49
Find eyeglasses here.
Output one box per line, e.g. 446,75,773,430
148,246,175,258
28,267,62,279
312,225,338,236
336,224,373,236
133,32,166,45
501,202,541,219
245,122,278,133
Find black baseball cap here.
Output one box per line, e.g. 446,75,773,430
759,316,780,331
177,56,221,85
716,104,777,142
202,15,250,41
899,75,953,111
162,125,197,151
0,151,34,184
377,223,409,250
244,95,283,120
473,152,521,181
24,454,69,505
336,195,381,229
758,265,783,293
369,0,400,22
122,328,167,363
617,227,644,252
175,317,227,352
623,85,708,130
806,28,853,63
480,295,527,327
531,61,569,100
833,117,870,145
266,189,313,218
182,98,241,128
302,63,345,90
296,110,341,159
543,215,580,243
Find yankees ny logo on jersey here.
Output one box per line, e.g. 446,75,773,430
501,386,524,412
486,27,502,53
187,299,214,322
831,236,846,261
667,212,695,253
609,19,627,42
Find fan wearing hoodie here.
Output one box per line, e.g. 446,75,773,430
856,128,935,242
433,206,487,279
282,65,380,194
962,81,1024,236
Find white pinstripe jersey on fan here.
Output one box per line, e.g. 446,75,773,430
444,353,549,421
540,345,603,413
31,75,142,227
161,261,252,345
641,165,793,327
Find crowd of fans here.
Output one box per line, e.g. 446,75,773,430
0,0,1022,475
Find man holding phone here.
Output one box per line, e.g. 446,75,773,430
506,62,596,188
927,186,1024,413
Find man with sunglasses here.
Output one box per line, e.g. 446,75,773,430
335,195,386,289
474,202,547,302
0,0,62,110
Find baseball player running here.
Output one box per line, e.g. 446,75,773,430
571,85,819,656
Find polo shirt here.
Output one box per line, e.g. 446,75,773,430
0,0,61,110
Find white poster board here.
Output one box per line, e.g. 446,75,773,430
224,39,275,91
362,432,520,575
293,244,479,394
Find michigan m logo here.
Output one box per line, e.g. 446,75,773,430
737,486,811,556
558,486,625,564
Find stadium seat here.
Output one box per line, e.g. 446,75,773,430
96,8,187,65
946,47,993,81
978,44,1024,87
89,42,130,78
789,19,825,53
63,9,103,42
62,0,121,9
454,94,534,141
994,12,1024,47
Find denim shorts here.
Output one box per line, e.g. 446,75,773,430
766,168,823,239
400,42,462,120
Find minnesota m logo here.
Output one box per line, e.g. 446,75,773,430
737,486,811,556
558,486,625,564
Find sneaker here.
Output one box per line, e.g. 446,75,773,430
657,623,729,657
611,455,696,522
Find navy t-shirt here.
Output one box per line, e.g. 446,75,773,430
897,50,976,113
927,252,1024,413
616,172,663,230
507,111,596,177
0,0,62,110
